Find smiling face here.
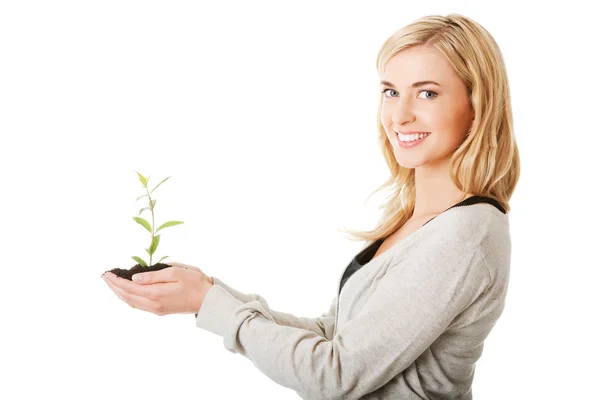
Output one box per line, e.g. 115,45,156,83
380,45,474,170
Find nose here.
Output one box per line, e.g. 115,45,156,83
391,96,416,126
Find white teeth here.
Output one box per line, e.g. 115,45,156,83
398,132,430,142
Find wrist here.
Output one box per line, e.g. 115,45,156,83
193,277,213,315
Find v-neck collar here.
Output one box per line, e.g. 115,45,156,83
421,195,506,227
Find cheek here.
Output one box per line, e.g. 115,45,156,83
445,117,470,144
380,106,390,125
429,107,469,143
380,109,394,139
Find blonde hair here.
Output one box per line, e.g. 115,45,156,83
339,13,520,244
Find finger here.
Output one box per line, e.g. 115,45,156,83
104,276,163,314
131,266,179,285
105,272,161,298
166,261,183,267
167,261,200,272
103,276,129,304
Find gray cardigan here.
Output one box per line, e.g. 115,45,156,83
196,201,511,399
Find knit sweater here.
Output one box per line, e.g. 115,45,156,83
195,197,511,399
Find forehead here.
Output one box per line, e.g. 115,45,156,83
381,46,457,87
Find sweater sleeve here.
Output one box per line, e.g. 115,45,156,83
195,249,490,400
194,276,337,340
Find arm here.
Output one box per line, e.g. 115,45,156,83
196,276,337,340
195,245,491,400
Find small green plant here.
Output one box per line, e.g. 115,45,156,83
132,171,184,267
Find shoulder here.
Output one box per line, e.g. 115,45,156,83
434,203,509,242
441,203,512,284
390,203,511,277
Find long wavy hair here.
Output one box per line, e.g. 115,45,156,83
338,13,520,245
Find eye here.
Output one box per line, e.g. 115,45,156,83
381,88,398,98
381,88,438,99
418,90,438,99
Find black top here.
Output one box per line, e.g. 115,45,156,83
339,196,506,295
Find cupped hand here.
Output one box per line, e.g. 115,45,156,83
102,264,214,316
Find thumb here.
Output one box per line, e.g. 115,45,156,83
132,267,175,284
132,273,147,283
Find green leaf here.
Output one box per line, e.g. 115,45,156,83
132,217,152,233
131,256,147,267
145,248,151,256
156,220,184,233
138,207,150,216
136,194,148,202
151,199,156,209
158,255,169,263
149,234,161,256
150,176,170,195
136,171,147,187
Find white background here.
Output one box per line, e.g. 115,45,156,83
1,1,598,399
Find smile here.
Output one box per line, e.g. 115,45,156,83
396,132,431,148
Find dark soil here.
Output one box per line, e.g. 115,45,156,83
102,263,172,281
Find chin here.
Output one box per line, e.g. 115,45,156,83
396,157,426,169
392,148,426,169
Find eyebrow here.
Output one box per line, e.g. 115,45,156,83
380,80,441,88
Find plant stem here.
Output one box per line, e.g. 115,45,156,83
146,185,155,267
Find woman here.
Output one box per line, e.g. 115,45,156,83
103,13,520,399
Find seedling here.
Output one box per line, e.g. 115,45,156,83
102,171,184,280
131,171,184,267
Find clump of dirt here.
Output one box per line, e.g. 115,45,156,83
102,263,171,281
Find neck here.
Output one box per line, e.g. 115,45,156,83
413,158,470,218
